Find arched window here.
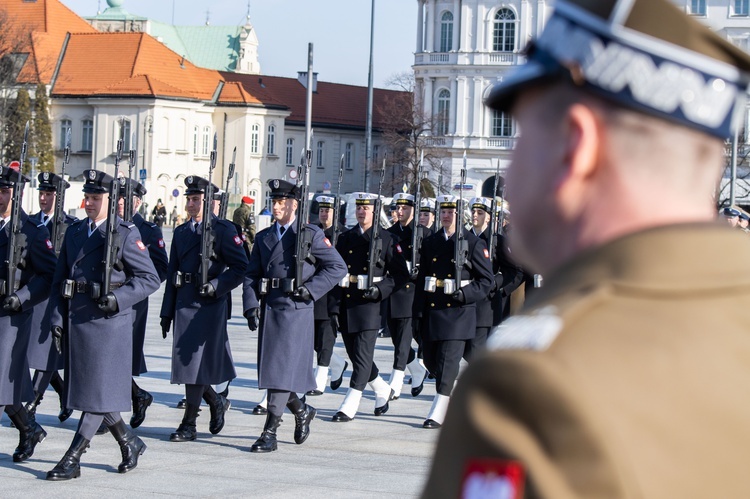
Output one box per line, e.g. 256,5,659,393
491,110,515,137
60,119,72,149
493,9,516,52
440,11,453,52
81,119,93,151
267,125,276,155
251,124,259,153
286,138,294,165
316,140,324,168
436,89,450,136
116,119,131,152
345,143,354,170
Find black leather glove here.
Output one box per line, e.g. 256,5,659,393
451,289,465,304
97,293,118,313
246,308,260,331
199,282,216,298
160,317,172,339
52,326,63,355
2,294,21,312
330,314,340,332
292,286,311,302
363,286,380,301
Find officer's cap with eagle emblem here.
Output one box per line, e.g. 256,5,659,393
117,177,146,198
37,172,70,192
470,197,492,213
316,195,335,209
183,176,219,196
437,195,460,210
267,179,300,200
485,0,750,139
82,169,113,194
420,197,436,213
393,193,415,206
351,192,379,206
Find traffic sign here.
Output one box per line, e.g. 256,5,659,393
139,169,147,180
172,189,180,197
323,181,331,190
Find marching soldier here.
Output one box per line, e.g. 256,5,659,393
330,192,409,422
308,195,348,396
385,193,428,399
242,180,346,452
418,197,436,232
414,195,493,428
232,195,256,253
160,176,247,443
118,178,168,428
26,172,76,423
46,169,160,480
0,166,56,463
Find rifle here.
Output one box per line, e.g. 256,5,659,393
218,147,236,220
366,157,387,289
101,120,125,300
1,121,30,297
50,127,71,254
123,135,136,222
410,150,424,277
199,133,218,290
294,148,315,290
331,154,344,248
454,155,469,292
487,158,501,261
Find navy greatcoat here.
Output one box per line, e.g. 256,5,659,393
131,212,168,375
243,222,346,393
26,210,76,372
160,216,247,385
386,222,432,319
48,217,159,413
0,213,56,405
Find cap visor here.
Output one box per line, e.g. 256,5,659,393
485,61,553,112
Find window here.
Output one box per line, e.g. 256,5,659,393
59,119,72,149
267,125,276,155
436,89,450,136
440,12,453,52
493,9,516,52
690,0,706,15
116,119,131,152
316,141,324,168
202,126,210,156
491,110,514,137
286,138,294,165
193,126,199,155
81,119,93,151
160,117,170,150
735,0,749,15
251,124,259,153
345,143,354,170
372,144,380,169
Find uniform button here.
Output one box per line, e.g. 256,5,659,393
363,267,367,272
432,273,436,277
432,258,436,262
347,265,351,269
346,294,350,298
430,303,435,307
405,284,410,289
447,303,451,307
349,250,353,254
447,274,452,278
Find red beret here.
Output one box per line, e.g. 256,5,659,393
242,196,254,204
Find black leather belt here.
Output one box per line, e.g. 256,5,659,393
74,281,123,293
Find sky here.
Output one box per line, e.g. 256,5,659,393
60,0,418,88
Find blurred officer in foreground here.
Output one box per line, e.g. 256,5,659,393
47,170,159,480
721,206,740,227
118,178,168,429
0,166,56,463
26,172,76,423
423,0,750,497
243,180,346,452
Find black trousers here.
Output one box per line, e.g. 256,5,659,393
314,319,336,367
386,316,416,370
464,327,489,362
341,330,379,391
423,339,466,396
267,390,303,417
77,412,122,440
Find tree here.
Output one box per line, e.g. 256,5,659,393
33,83,54,173
4,87,31,167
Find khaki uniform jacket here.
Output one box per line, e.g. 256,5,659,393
422,224,750,498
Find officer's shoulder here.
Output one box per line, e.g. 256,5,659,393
304,223,323,235
256,226,273,238
117,220,137,232
69,218,86,229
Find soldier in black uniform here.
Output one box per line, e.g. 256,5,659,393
160,176,247,443
0,166,57,463
308,195,348,396
418,197,436,232
385,193,428,399
330,193,409,421
414,195,493,428
118,178,168,428
46,169,160,480
26,172,76,423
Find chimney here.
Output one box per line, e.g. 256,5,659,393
297,71,318,92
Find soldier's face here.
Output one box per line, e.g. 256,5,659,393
472,208,488,230
356,204,374,228
117,196,139,217
440,208,456,232
419,210,433,227
186,194,203,219
0,187,12,217
84,193,107,222
725,215,739,227
38,190,55,214
272,198,297,225
741,218,748,229
319,207,332,226
397,204,413,224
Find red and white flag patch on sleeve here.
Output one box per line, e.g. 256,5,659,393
233,235,243,245
483,248,490,259
157,238,165,248
396,244,403,254
461,459,525,499
324,237,332,247
45,239,54,250
136,240,147,251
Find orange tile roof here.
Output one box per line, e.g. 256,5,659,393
217,81,262,105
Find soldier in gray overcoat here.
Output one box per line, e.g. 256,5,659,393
46,169,160,481
160,176,247,443
0,166,57,464
243,180,346,452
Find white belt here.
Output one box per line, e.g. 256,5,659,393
339,274,384,289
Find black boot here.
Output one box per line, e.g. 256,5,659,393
8,407,47,462
49,371,73,422
250,413,282,453
109,420,146,473
169,403,199,442
46,434,89,481
202,386,228,435
287,398,316,445
130,380,153,429
24,392,44,422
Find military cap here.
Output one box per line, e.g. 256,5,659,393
486,0,750,139
351,192,379,206
740,212,750,222
436,195,459,209
470,197,492,213
722,207,741,217
37,172,70,192
117,177,146,198
267,179,300,200
420,197,436,213
316,195,335,209
0,166,29,188
184,176,219,195
393,193,415,206
241,196,254,205
82,169,114,194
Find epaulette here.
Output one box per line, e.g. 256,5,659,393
486,306,564,352
119,220,136,230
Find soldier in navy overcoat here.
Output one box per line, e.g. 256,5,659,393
0,166,57,464
160,176,247,443
26,172,76,423
329,193,409,422
46,169,160,480
117,178,168,428
413,195,493,429
242,180,346,452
